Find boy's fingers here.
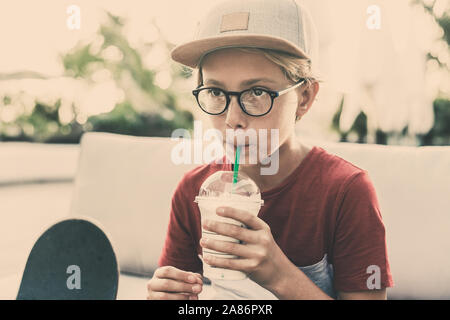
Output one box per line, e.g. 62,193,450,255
155,266,196,283
192,272,203,284
150,278,202,294
147,292,192,300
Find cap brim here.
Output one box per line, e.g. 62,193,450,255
171,34,310,69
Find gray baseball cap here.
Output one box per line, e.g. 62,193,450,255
171,0,319,70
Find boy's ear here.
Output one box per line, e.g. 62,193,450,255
295,81,319,121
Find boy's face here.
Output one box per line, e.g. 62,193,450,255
200,48,306,166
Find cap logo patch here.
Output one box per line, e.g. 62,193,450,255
220,12,249,32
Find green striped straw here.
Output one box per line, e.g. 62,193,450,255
232,146,241,193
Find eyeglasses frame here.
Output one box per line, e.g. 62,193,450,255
192,78,306,117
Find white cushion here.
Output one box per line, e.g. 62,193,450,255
69,132,200,275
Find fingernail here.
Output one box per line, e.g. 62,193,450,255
217,207,224,215
195,273,203,282
189,295,198,300
200,238,208,245
192,285,201,293
188,275,196,283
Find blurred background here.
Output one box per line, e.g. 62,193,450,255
0,0,448,146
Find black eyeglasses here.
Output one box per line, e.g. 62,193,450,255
192,79,305,117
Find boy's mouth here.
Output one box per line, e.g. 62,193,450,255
225,142,251,150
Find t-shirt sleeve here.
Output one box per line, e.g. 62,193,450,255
332,171,394,293
157,176,202,273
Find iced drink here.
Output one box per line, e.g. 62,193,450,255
194,170,264,280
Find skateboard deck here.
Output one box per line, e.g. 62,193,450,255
17,218,119,300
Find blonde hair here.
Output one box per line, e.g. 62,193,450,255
196,47,321,88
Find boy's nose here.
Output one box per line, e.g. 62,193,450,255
225,95,248,129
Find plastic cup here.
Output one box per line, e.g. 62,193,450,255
194,170,264,280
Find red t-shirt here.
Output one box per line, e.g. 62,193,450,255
158,146,394,292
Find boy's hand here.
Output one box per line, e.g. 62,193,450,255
146,266,203,300
200,206,288,290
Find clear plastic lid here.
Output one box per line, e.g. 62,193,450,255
194,170,264,205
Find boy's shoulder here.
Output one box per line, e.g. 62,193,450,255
307,146,371,196
313,145,368,179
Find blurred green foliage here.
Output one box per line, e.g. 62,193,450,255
86,101,193,139
0,12,193,143
418,98,450,146
331,96,369,143
332,0,450,145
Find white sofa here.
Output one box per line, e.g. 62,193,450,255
1,132,449,299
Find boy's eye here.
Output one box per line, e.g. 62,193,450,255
252,88,264,96
250,87,269,96
207,89,224,97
